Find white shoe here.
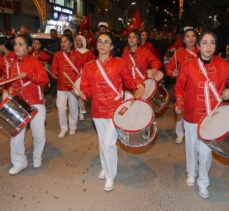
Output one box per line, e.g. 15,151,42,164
104,179,114,192
33,159,42,168
58,129,68,138
98,170,106,179
79,113,85,120
186,175,195,187
9,163,27,175
199,186,210,199
176,135,184,144
69,129,76,135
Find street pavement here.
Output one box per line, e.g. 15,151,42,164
0,95,228,211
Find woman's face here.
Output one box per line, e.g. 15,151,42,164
61,36,72,51
33,40,41,50
14,37,29,57
128,32,138,47
96,34,113,55
198,33,216,60
184,31,196,48
140,31,148,43
75,37,83,49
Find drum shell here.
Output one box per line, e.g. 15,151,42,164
0,94,38,137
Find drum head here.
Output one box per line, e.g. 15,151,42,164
113,99,154,132
142,79,157,101
198,104,229,141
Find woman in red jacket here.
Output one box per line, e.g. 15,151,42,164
166,28,198,144
74,34,95,120
175,31,229,198
80,32,144,192
52,34,82,138
122,29,162,99
140,29,156,55
8,33,49,175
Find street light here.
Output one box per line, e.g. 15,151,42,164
118,17,125,28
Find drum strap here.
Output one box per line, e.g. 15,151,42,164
129,54,145,80
63,52,81,75
185,48,197,58
96,59,123,101
4,55,10,79
198,58,222,115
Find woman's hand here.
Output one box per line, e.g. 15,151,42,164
134,84,145,99
222,88,229,101
147,69,163,81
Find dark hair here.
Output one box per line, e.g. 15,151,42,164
61,34,74,49
0,37,13,51
97,32,114,44
50,29,57,33
128,29,141,46
16,33,33,47
140,29,150,42
197,31,217,46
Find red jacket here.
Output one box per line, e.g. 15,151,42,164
52,50,82,91
175,56,229,123
0,51,15,79
9,55,49,105
122,46,162,81
76,50,95,68
31,50,51,66
166,47,198,77
80,57,140,118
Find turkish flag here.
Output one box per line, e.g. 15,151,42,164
124,8,143,37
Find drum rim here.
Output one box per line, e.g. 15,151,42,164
112,99,155,133
197,103,229,142
143,78,158,101
0,95,12,109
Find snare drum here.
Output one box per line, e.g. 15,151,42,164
142,79,157,101
113,99,157,148
0,94,38,137
151,84,169,115
198,104,229,158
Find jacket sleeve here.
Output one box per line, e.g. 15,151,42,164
175,61,189,104
147,50,162,70
51,53,59,78
80,63,92,98
27,59,49,86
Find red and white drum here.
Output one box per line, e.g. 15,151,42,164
0,94,38,137
142,79,157,101
198,104,229,158
113,99,157,148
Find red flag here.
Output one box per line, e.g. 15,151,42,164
79,16,90,33
124,9,143,36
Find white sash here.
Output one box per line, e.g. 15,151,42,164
96,59,123,101
185,48,197,58
129,54,144,80
4,55,10,79
198,58,222,115
63,52,81,75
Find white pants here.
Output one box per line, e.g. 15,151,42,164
184,120,212,188
56,91,78,130
93,118,118,180
10,104,46,167
176,118,185,137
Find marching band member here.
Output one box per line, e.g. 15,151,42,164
122,29,162,99
175,31,229,198
52,34,82,138
74,35,95,120
0,38,15,99
31,39,51,66
166,28,198,144
80,32,144,192
8,33,49,175
140,29,156,55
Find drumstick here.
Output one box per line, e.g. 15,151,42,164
44,48,54,55
0,76,20,86
210,101,221,117
44,67,56,79
63,71,81,97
